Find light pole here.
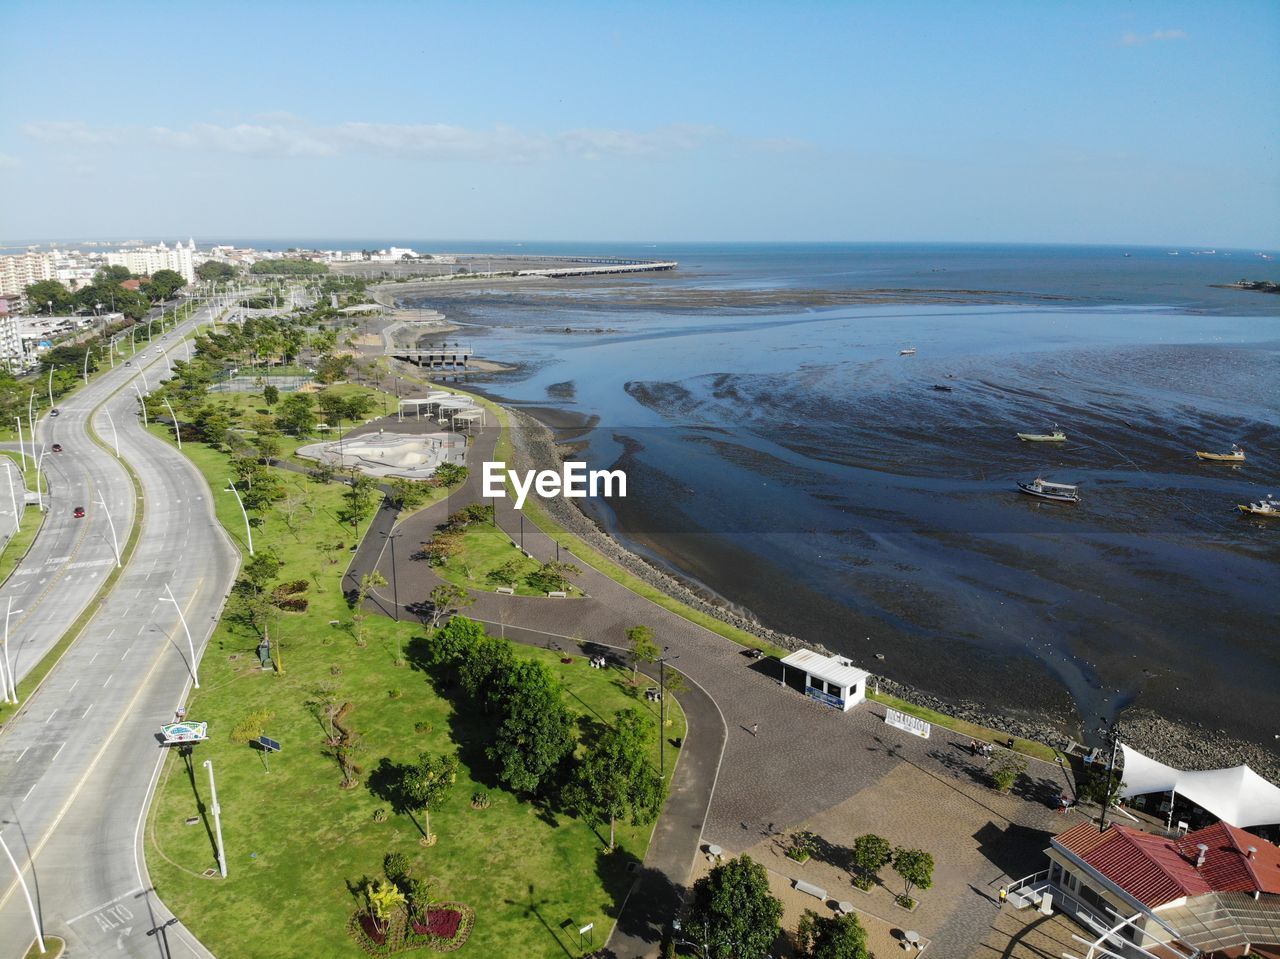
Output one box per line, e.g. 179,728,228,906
658,647,680,777
82,345,91,384
102,407,120,456
3,598,24,704
162,397,182,449
27,390,36,457
34,446,46,512
94,489,122,567
157,343,172,375
14,417,26,470
0,831,44,954
132,382,148,427
160,582,198,688
203,759,227,878
4,461,17,539
224,480,254,555
380,531,400,621
46,365,56,408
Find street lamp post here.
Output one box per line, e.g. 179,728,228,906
46,365,56,408
160,582,199,688
82,346,91,384
162,397,182,449
657,647,680,777
94,489,122,567
4,461,18,540
27,390,37,460
0,831,44,954
132,382,148,427
34,446,46,512
14,417,26,470
102,408,120,456
380,531,400,621
224,480,254,555
203,760,227,878
3,598,25,703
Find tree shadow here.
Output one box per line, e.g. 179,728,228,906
178,745,219,868
596,848,676,954
927,746,992,788
972,822,1054,880
503,882,575,959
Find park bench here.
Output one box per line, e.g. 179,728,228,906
793,879,827,901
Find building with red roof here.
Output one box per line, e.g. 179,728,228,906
1034,820,1280,958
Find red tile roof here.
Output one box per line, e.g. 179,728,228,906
1054,821,1280,908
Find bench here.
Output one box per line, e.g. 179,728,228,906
546,591,567,598
495,587,515,595
793,879,827,901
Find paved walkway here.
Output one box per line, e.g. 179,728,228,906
342,419,1075,959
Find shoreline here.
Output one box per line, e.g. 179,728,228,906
502,404,1280,783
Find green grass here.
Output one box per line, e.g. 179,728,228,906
147,431,685,959
0,492,44,586
866,690,1058,763
430,520,583,598
23,935,65,958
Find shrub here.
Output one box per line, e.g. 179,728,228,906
851,833,893,890
372,808,388,823
384,851,411,882
470,792,491,809
229,708,273,744
786,830,818,863
274,596,309,612
388,688,403,699
414,722,433,735
989,753,1027,793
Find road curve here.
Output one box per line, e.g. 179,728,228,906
0,303,240,958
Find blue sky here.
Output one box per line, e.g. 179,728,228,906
2,0,1278,247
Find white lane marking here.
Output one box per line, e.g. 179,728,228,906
23,783,36,802
123,645,133,659
83,704,93,718
89,652,99,664
52,742,65,762
46,709,58,724
106,628,116,639
69,679,79,693
15,747,29,763
103,673,113,688
66,887,147,924
136,624,146,635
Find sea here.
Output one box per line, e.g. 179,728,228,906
27,237,1279,746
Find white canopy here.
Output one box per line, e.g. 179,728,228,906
1119,743,1280,828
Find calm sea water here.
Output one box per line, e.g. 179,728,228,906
393,243,1280,748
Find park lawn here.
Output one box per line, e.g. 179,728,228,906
0,492,43,586
147,429,685,959
431,519,585,598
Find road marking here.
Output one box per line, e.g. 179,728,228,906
103,673,113,688
52,741,65,762
89,652,99,664
46,708,57,724
68,679,78,693
15,746,28,763
83,703,93,718
123,644,134,658
23,782,36,802
106,628,116,639
136,624,146,636
66,887,146,924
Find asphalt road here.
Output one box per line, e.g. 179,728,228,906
0,302,240,959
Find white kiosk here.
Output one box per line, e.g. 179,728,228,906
780,649,870,712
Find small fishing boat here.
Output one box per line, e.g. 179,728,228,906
930,384,954,392
1017,478,1080,503
1196,444,1245,463
1017,425,1067,442
1238,496,1280,518
899,347,917,356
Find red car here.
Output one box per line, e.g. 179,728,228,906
73,506,85,519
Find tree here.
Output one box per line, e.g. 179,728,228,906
402,753,458,843
1078,768,1126,808
429,615,487,667
458,634,515,710
891,848,934,904
263,384,280,406
250,258,328,275
988,752,1027,793
569,708,664,849
351,571,387,646
276,392,316,436
850,833,893,890
487,559,524,588
428,583,473,628
196,261,238,282
194,404,232,446
431,462,468,487
488,660,574,797
526,561,580,594
368,879,405,934
795,910,871,959
626,625,660,683
25,279,75,313
389,478,430,510
144,269,186,301
341,474,380,528
315,354,353,384
96,264,132,284
686,855,783,959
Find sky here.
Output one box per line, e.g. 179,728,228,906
2,0,1278,248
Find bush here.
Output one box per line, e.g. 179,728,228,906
372,808,388,823
229,708,273,744
414,722,433,735
388,688,403,699
786,830,818,863
989,753,1028,793
384,851,411,882
470,792,491,809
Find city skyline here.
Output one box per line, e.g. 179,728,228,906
2,0,1278,248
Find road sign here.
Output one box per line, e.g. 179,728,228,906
161,721,208,744
258,736,281,753
885,707,931,739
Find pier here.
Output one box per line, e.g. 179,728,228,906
387,342,473,369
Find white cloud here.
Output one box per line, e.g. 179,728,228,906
20,120,121,146
21,117,810,163
1121,28,1188,46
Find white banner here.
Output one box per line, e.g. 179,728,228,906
885,707,930,739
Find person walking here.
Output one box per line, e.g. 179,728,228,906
751,723,759,737
998,887,1008,907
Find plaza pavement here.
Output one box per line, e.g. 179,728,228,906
340,416,1077,959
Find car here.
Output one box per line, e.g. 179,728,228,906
51,443,62,453
73,506,85,518
49,408,60,417
125,360,132,367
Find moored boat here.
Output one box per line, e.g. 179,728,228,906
1237,496,1280,517
930,384,954,392
899,347,917,355
1017,425,1067,442
1017,478,1080,503
1196,444,1245,463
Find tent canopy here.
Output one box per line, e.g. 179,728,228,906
1120,743,1280,828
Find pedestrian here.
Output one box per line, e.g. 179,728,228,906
998,887,1008,907
752,723,759,737
970,739,978,756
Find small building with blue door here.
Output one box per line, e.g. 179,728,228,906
779,649,870,712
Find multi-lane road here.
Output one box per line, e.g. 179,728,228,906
0,300,240,958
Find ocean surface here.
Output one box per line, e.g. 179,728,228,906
391,243,1280,749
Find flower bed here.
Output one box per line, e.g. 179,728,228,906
407,902,475,953
414,908,460,939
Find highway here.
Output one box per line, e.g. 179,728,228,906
0,299,240,958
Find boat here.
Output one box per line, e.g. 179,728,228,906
930,384,954,392
1017,425,1067,442
1196,444,1245,463
1017,478,1080,503
1238,496,1280,517
899,348,917,356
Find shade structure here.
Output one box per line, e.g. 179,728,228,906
1120,743,1280,828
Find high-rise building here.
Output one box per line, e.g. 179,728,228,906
0,312,25,370
105,239,197,284
0,251,56,298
